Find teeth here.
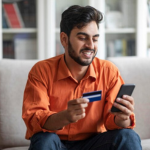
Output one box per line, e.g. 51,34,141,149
83,52,91,55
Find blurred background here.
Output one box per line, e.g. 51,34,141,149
0,0,149,60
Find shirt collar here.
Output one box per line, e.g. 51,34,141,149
83,61,96,81
57,54,96,81
57,54,72,81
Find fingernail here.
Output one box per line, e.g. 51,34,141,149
123,95,127,98
117,98,120,101
86,99,89,102
114,102,117,106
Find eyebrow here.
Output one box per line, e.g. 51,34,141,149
77,32,99,37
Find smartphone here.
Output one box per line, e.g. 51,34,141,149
111,84,135,112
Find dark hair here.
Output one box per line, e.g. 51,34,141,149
60,5,103,37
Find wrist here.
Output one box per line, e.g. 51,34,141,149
62,110,72,124
114,115,131,128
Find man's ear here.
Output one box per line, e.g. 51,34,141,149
60,32,68,48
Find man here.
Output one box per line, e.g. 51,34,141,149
22,5,142,150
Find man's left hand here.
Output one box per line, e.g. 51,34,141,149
111,95,134,127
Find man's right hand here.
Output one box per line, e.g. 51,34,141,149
65,98,89,123
43,98,89,130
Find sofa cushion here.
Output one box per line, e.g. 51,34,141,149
3,146,28,150
0,59,37,149
141,139,150,150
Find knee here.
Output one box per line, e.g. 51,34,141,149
113,129,142,149
115,129,141,147
32,132,60,142
43,132,60,142
30,132,61,150
117,129,140,141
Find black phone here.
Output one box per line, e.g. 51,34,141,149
111,84,135,112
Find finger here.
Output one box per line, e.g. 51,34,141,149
113,102,132,115
122,95,134,105
68,103,88,111
73,103,88,110
69,98,89,105
115,113,130,120
76,113,86,120
116,98,134,112
75,108,86,115
76,98,89,104
68,111,86,123
67,112,86,123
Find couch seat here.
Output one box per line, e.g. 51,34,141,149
3,146,28,150
142,139,150,150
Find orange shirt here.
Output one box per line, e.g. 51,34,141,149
22,54,135,140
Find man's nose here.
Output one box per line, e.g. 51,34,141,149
85,39,94,49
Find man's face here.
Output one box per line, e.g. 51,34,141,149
66,21,99,66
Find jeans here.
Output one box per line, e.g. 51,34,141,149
29,129,142,150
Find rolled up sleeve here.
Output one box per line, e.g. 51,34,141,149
22,72,61,139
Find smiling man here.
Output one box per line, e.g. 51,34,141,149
66,26,99,66
22,5,142,150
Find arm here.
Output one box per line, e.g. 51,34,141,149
23,73,89,133
103,66,135,130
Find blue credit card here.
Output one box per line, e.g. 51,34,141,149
82,90,102,102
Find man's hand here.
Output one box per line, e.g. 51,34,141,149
43,98,89,131
111,95,134,128
66,98,89,123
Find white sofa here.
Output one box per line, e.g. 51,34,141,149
0,57,150,150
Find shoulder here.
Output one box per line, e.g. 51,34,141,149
27,54,64,85
30,54,63,73
92,57,119,73
28,54,63,82
92,57,124,89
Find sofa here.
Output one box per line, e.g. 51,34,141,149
0,57,150,150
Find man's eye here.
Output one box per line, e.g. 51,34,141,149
79,37,86,40
93,39,98,42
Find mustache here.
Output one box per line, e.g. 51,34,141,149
80,48,95,53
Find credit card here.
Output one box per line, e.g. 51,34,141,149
82,90,102,102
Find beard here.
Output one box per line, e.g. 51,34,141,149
68,40,97,66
